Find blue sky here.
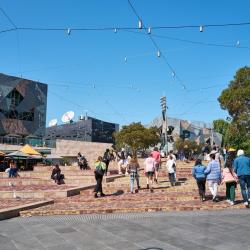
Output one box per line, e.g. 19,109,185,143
0,0,249,127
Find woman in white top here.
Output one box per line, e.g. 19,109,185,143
166,155,176,186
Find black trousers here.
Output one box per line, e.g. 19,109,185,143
104,160,110,174
196,178,206,196
95,173,104,193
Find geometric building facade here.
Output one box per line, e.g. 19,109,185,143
0,73,47,138
148,116,222,148
45,116,119,144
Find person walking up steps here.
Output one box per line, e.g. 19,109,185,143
192,159,206,201
222,160,238,206
144,153,156,193
151,147,161,183
233,149,250,208
94,156,106,198
127,157,140,193
166,155,176,186
204,153,221,202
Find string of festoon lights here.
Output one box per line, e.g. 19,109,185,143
1,4,250,90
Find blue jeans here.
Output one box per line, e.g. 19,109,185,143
239,175,250,202
130,176,135,193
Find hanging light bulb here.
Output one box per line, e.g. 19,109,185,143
236,40,240,47
182,85,186,90
199,25,204,32
67,28,71,35
114,28,118,33
124,57,127,63
157,50,161,58
172,71,176,77
92,84,95,89
138,19,143,29
147,27,151,34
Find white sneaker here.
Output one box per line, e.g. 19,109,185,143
226,199,231,204
230,201,234,206
244,201,249,206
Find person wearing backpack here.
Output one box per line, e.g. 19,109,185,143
166,155,176,186
127,157,140,193
192,159,206,201
222,160,238,205
94,156,106,198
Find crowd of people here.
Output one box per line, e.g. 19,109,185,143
192,149,250,208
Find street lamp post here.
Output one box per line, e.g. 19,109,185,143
160,96,168,154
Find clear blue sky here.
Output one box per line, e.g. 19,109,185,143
1,0,249,127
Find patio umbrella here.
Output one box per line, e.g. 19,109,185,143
7,151,31,159
0,151,5,156
20,144,41,156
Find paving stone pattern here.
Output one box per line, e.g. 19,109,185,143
1,210,250,249
20,161,247,216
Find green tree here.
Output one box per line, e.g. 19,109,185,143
114,122,160,157
213,119,229,146
218,67,250,154
174,138,202,155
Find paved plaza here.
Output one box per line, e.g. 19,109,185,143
1,210,250,250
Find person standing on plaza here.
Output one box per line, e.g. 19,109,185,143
144,153,156,192
233,150,250,208
127,157,140,193
166,155,176,186
192,159,207,201
204,153,221,202
117,148,126,174
94,156,106,198
151,147,161,183
103,148,111,175
221,160,238,205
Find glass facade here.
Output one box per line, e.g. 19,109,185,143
45,117,118,143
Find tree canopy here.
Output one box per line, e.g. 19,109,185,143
114,122,160,156
217,67,250,154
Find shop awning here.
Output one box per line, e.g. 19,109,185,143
20,144,41,156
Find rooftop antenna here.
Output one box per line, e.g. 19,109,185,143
48,119,58,127
61,111,75,123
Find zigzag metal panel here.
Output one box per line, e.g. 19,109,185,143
0,73,47,137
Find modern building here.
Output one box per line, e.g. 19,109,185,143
45,117,119,144
0,73,47,141
148,116,222,148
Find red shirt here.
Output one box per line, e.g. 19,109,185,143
151,151,161,163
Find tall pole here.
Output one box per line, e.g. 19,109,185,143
160,96,168,154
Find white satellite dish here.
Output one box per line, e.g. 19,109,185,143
61,111,75,123
48,119,58,127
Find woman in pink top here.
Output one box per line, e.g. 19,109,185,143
151,147,161,183
221,160,238,205
144,153,156,193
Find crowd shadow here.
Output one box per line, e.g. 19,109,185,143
105,190,124,197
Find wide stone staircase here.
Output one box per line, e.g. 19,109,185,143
0,161,122,219
18,160,246,217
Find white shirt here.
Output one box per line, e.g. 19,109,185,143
166,159,175,174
